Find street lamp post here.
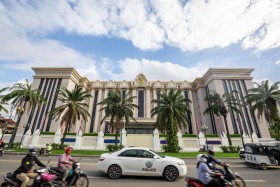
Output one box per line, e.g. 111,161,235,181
201,124,208,151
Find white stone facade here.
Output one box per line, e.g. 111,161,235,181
17,68,271,138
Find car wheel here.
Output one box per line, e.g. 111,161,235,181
260,163,267,170
163,166,178,181
107,165,122,179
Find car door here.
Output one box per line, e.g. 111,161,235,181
138,149,163,176
117,149,140,175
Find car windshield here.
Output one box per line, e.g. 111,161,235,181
149,149,165,158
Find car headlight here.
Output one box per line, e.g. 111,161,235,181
177,162,185,165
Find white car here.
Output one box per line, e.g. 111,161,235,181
97,147,187,181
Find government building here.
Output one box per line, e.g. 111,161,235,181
18,68,270,138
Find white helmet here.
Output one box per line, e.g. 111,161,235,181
197,154,207,162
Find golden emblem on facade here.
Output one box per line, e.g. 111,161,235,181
138,75,145,85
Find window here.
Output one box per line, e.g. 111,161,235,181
118,149,139,157
138,90,145,117
139,150,154,158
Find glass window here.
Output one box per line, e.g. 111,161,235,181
138,150,154,158
138,90,145,117
118,150,139,157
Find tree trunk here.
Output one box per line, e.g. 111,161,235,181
114,127,119,146
61,118,71,148
223,115,232,146
8,109,24,148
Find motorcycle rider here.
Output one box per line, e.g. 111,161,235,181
197,154,222,187
13,147,46,187
207,150,225,174
57,146,75,185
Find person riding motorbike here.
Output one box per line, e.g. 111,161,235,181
57,146,75,185
13,147,46,187
197,154,222,187
207,150,225,174
43,143,52,155
0,140,5,148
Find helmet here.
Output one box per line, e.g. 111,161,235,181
197,154,207,162
208,150,214,156
65,147,73,152
28,147,38,156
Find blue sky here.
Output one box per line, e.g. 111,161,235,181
0,0,280,91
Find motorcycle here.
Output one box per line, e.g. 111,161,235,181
222,164,246,187
38,148,51,157
0,147,5,156
1,168,57,187
185,163,246,187
48,160,89,187
186,175,232,187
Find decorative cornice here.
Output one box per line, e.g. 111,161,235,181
32,67,82,85
191,68,254,90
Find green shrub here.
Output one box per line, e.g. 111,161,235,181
229,134,241,137
40,132,55,135
83,133,98,136
106,144,124,152
161,145,181,153
182,134,198,137
159,134,167,137
104,134,117,137
51,143,69,150
220,146,241,153
11,141,21,149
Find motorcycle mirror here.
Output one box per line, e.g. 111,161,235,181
47,159,51,163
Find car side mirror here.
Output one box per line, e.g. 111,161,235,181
153,155,159,159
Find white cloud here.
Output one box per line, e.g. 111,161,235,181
1,0,280,52
276,60,280,65
108,58,207,82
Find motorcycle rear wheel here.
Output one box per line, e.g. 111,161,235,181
75,175,89,187
0,182,12,187
232,176,246,187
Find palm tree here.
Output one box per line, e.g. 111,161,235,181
203,90,241,146
151,89,192,152
0,87,9,114
1,79,46,147
245,80,280,125
98,90,138,146
49,87,92,147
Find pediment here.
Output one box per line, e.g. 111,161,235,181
105,80,116,88
153,81,164,88
119,80,129,88
92,80,102,88
134,73,147,86
167,81,178,88
181,81,190,88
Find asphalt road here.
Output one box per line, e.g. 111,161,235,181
0,154,280,187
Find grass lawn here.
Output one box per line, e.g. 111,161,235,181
7,148,239,158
